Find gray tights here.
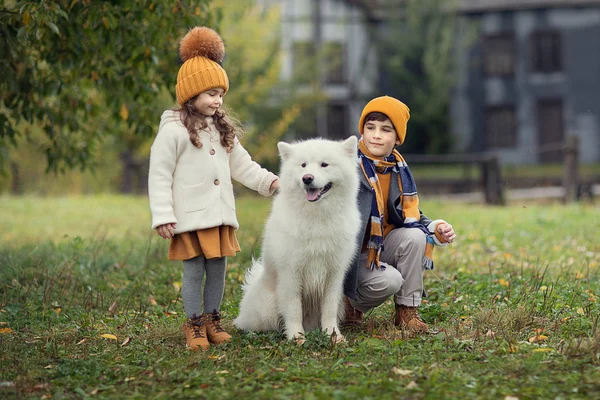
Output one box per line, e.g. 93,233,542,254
182,256,226,318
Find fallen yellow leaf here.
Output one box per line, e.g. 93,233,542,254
100,333,118,340
528,335,548,343
121,337,131,347
0,328,14,334
532,348,553,353
391,367,413,376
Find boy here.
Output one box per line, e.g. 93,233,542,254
343,95,456,333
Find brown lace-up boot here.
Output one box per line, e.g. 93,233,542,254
394,305,428,333
183,315,210,351
203,310,232,345
342,296,363,327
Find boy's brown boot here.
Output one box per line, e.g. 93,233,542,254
342,296,363,327
394,305,428,333
203,310,232,345
183,315,210,351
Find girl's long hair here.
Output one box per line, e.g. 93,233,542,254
179,96,243,152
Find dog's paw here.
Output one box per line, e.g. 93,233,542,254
290,332,306,345
328,329,345,344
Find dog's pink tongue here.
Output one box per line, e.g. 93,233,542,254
306,188,319,201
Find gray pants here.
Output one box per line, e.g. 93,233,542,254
350,228,426,313
181,256,227,318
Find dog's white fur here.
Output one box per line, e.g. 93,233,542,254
234,136,361,341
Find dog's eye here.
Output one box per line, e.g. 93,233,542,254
321,162,328,168
301,162,306,168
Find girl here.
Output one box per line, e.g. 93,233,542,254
148,27,279,351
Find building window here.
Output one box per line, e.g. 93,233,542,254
536,99,564,163
530,31,562,73
292,41,316,84
484,106,517,148
324,42,346,84
326,104,348,139
293,105,317,139
482,34,515,76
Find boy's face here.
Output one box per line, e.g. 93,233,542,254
362,118,399,157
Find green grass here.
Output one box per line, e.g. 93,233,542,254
1,195,599,399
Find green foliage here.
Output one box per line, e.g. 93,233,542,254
380,0,471,154
0,0,218,173
1,196,600,398
215,0,304,174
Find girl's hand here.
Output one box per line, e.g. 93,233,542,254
270,179,280,192
436,222,456,243
156,223,176,239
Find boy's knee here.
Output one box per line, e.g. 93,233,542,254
402,229,427,252
375,268,404,296
387,274,403,295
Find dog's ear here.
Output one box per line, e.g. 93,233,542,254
277,142,293,160
341,136,358,157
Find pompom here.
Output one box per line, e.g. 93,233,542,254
179,26,225,64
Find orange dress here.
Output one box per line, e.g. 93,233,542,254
168,225,240,261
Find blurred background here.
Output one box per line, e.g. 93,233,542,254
1,0,599,203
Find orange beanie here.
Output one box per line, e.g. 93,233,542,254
176,27,229,106
358,96,411,144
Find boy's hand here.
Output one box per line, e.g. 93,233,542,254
156,223,176,239
436,222,456,243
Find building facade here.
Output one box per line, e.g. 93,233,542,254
280,0,391,139
452,0,600,164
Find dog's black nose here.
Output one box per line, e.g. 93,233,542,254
302,174,314,185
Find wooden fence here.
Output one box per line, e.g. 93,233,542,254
404,135,583,205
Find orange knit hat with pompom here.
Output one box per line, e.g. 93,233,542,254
176,27,229,106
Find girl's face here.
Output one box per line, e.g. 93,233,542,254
362,118,399,157
192,88,225,116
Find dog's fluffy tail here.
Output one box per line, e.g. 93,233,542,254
240,257,264,292
234,259,279,332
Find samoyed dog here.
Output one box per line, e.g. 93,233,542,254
235,136,360,342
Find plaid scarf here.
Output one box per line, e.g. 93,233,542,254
358,139,436,270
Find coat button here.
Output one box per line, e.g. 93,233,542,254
214,179,220,186
209,149,215,155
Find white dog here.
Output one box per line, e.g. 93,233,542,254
234,136,360,342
